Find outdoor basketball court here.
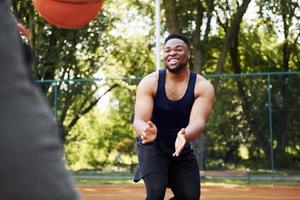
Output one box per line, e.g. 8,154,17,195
78,184,300,200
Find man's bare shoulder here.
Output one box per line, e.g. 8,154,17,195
137,71,159,96
195,74,215,98
141,71,159,83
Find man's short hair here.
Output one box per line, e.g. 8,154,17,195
164,33,190,48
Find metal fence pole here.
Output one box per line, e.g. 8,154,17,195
267,74,275,182
53,81,58,118
155,0,160,71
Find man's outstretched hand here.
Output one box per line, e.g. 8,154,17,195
141,121,157,144
173,128,186,157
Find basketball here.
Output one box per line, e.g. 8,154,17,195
32,0,105,29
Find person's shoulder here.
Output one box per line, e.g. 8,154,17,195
141,71,159,83
137,71,159,95
194,73,215,97
138,71,159,87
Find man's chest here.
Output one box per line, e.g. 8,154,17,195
165,82,188,101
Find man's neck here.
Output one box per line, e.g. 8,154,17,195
166,67,189,83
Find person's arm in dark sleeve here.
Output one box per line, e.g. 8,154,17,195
0,1,81,199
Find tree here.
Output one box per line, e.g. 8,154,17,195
215,0,252,74
12,0,300,171
161,0,300,170
257,0,300,168
12,0,119,139
161,0,252,169
65,0,156,170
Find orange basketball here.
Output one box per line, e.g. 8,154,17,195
32,0,105,29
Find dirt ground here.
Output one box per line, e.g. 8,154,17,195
78,184,300,200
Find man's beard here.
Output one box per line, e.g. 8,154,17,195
165,62,187,74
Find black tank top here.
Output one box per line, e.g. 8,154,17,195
151,69,197,149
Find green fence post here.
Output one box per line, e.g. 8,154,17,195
267,74,275,183
53,81,58,118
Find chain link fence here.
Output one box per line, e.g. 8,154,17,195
37,71,300,177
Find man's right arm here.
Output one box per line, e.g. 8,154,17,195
133,73,157,140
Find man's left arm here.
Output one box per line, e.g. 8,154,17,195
184,78,215,141
173,77,215,156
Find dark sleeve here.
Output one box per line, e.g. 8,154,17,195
22,41,36,79
0,1,81,200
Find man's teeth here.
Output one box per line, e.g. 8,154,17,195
170,59,178,64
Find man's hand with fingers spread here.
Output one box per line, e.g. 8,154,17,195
141,121,157,144
173,128,186,157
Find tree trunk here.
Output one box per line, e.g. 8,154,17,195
229,21,268,156
162,0,180,33
215,0,252,74
276,7,291,159
190,1,215,169
191,133,206,170
192,0,204,73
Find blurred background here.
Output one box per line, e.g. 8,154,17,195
12,0,299,181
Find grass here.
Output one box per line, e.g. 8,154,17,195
74,172,140,185
202,178,300,187
74,172,300,187
75,177,300,186
76,178,140,185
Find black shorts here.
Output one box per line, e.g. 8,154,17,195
134,138,200,185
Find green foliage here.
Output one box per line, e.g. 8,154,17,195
12,0,119,137
65,109,110,170
66,0,155,171
13,0,300,171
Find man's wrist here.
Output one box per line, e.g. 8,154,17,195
182,128,189,141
